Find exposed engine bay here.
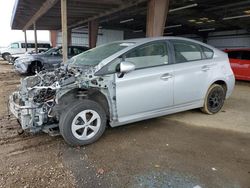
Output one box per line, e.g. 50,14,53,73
9,65,113,133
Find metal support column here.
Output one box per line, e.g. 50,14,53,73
61,0,68,63
146,0,170,37
88,19,99,48
50,30,58,47
33,23,38,53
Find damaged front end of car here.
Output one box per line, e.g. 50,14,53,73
8,65,113,134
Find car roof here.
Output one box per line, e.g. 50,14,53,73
56,45,88,48
116,36,216,50
224,48,250,52
12,41,50,44
119,36,199,43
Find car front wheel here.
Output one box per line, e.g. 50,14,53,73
29,62,42,74
201,84,226,114
59,100,107,146
2,53,10,61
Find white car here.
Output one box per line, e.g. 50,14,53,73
9,37,235,146
0,41,51,61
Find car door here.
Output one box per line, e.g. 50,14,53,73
46,48,63,67
9,43,20,54
115,41,174,122
169,39,214,106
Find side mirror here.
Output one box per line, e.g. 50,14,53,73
52,51,58,56
117,61,135,78
120,61,135,73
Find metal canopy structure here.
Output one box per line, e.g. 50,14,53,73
11,0,250,35
11,0,147,30
10,0,250,63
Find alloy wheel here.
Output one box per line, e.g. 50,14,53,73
208,88,224,112
71,110,101,140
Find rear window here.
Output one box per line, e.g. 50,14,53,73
37,43,51,48
21,43,51,49
201,46,214,59
241,51,250,60
227,51,241,59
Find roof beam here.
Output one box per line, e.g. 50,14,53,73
68,0,147,29
205,1,250,11
22,0,59,31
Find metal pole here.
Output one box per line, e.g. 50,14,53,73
33,23,38,53
24,30,28,52
61,0,68,63
88,20,99,48
146,0,169,37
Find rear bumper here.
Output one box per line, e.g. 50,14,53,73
225,74,235,99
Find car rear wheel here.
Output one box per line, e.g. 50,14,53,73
59,100,107,146
201,84,226,114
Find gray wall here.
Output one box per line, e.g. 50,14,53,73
56,28,250,50
207,30,250,49
180,30,250,49
57,29,124,47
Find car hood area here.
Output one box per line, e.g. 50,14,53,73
9,64,111,132
16,53,47,61
21,65,90,91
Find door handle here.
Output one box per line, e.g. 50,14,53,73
161,73,173,80
201,65,211,71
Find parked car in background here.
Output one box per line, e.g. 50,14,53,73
0,41,51,61
14,46,88,74
9,49,47,64
9,37,235,146
224,49,250,81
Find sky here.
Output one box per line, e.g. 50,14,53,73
0,0,50,47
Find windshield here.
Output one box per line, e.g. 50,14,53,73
69,42,135,66
8,43,19,49
44,47,58,55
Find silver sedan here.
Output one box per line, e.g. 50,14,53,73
9,37,235,146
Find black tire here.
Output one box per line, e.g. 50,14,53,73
29,62,42,74
59,100,107,146
201,84,226,114
2,53,10,61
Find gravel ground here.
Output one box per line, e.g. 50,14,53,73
0,61,250,188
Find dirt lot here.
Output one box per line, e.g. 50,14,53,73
0,61,250,188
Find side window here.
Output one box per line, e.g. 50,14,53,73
241,51,250,60
37,43,51,48
171,40,202,63
27,43,35,48
21,43,26,48
124,42,168,69
56,48,63,55
227,51,241,59
68,47,72,56
71,47,83,56
201,46,214,59
10,43,19,49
